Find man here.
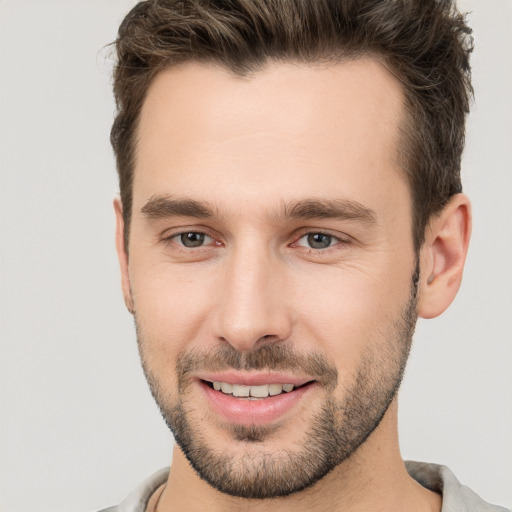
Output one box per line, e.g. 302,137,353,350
101,1,507,511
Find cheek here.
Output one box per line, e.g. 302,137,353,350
129,262,216,366
291,261,412,371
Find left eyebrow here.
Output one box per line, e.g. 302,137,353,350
277,198,377,224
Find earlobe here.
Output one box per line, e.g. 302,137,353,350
114,198,134,314
417,194,472,319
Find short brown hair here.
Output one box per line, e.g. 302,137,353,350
111,0,473,251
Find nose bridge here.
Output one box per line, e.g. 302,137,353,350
213,239,291,351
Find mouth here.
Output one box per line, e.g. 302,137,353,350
197,374,317,426
202,380,312,399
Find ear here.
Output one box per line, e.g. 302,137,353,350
417,193,472,319
114,198,134,314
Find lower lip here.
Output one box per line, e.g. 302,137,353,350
199,381,315,425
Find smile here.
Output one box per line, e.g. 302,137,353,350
198,375,317,425
205,381,298,398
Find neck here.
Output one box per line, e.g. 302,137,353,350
155,402,441,512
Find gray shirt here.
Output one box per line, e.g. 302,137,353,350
99,461,510,512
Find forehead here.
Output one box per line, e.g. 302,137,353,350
134,58,407,214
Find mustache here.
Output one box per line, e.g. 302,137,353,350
176,343,338,390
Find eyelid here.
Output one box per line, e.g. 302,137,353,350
290,229,353,254
292,228,351,243
160,226,222,247
158,226,352,251
175,232,214,247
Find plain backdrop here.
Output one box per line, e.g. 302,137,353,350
0,1,511,511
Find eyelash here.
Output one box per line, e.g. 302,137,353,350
292,231,349,252
161,230,219,250
161,229,351,253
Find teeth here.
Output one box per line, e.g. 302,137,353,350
268,383,283,396
250,385,269,398
212,381,295,398
220,382,233,394
232,384,250,397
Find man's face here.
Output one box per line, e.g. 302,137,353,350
123,59,418,498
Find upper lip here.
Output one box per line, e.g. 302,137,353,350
197,371,315,387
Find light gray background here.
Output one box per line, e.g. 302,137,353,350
1,1,511,511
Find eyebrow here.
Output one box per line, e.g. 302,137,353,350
140,195,376,224
141,196,216,219
279,198,377,224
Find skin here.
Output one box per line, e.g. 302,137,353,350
115,59,471,512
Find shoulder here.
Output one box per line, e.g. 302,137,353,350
97,467,170,512
406,461,510,512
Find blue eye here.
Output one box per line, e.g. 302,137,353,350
174,232,213,248
297,233,338,249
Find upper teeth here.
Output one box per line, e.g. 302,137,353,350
212,382,295,397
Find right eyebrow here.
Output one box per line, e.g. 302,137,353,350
141,195,216,219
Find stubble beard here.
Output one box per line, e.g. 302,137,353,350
135,269,419,499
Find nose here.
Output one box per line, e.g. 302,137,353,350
210,245,292,352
